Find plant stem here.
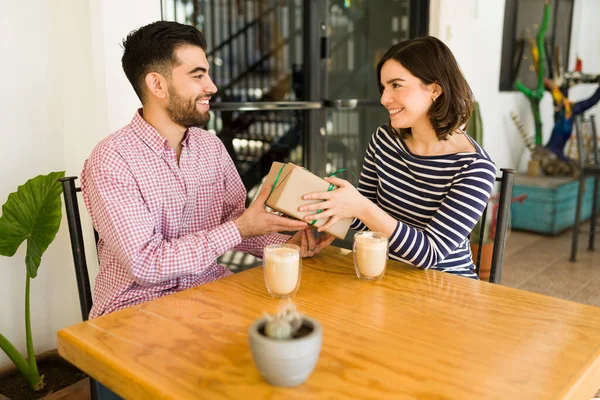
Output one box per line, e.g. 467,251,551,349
25,272,44,390
0,332,43,390
0,333,31,379
531,100,542,146
0,272,45,390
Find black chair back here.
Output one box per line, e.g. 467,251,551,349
473,168,517,283
59,177,94,321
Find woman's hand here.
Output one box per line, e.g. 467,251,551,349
299,176,368,233
287,228,336,257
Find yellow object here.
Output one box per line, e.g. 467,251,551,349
529,37,540,74
550,86,573,119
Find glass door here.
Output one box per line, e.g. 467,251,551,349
161,0,428,263
320,0,424,247
325,0,414,177
163,0,317,197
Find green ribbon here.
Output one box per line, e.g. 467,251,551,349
266,164,357,226
266,164,287,201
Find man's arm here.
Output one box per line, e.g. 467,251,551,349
218,143,291,258
82,149,242,287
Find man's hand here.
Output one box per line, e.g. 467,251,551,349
287,228,336,257
234,184,308,239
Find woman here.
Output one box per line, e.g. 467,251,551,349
300,36,496,279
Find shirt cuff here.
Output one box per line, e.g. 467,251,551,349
350,217,368,231
269,233,292,245
207,220,242,257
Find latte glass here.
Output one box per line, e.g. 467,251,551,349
353,232,388,281
263,244,302,298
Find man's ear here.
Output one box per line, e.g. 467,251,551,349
144,72,168,100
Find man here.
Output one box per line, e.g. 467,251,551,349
81,21,335,321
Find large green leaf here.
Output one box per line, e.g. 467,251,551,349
0,171,65,278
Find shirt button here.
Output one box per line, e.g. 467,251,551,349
182,278,188,283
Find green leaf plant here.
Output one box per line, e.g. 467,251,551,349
0,171,65,391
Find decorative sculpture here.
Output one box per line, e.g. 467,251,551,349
512,0,600,176
514,0,551,147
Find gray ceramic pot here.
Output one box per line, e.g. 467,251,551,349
248,316,322,387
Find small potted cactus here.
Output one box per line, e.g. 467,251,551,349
248,302,322,387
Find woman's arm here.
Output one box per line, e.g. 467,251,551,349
382,159,496,268
301,130,496,268
350,134,385,233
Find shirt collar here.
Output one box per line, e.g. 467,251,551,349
130,109,192,155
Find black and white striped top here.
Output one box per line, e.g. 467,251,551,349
350,124,496,279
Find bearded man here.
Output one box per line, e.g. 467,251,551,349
81,21,334,321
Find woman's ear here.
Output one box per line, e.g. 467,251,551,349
430,82,443,102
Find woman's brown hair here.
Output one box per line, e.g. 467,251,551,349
376,36,473,140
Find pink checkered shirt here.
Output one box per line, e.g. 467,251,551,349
81,110,289,318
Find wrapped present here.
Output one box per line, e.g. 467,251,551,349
262,162,352,240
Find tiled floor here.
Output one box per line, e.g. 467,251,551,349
503,224,600,400
502,222,600,307
502,225,600,399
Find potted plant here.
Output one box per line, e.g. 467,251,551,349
0,172,88,399
248,302,322,387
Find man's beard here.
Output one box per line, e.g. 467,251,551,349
165,88,211,128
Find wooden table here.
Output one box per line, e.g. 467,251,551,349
57,247,600,399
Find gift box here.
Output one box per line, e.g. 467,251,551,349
263,162,352,240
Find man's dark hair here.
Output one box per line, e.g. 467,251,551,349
121,21,207,103
376,36,474,140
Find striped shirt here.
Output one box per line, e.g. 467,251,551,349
350,124,496,278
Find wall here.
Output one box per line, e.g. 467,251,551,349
0,0,161,369
0,1,67,370
429,0,600,172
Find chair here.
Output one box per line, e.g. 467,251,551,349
59,176,94,321
58,176,99,400
570,114,600,262
473,168,517,283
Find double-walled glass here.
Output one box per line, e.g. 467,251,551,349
263,244,302,298
353,232,388,281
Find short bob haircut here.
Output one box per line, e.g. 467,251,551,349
376,36,474,140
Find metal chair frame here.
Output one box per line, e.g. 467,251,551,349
473,168,517,283
570,114,600,262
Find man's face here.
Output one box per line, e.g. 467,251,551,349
165,45,217,128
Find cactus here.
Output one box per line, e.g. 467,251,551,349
263,302,303,340
514,1,551,146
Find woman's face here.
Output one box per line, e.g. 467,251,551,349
379,59,440,130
